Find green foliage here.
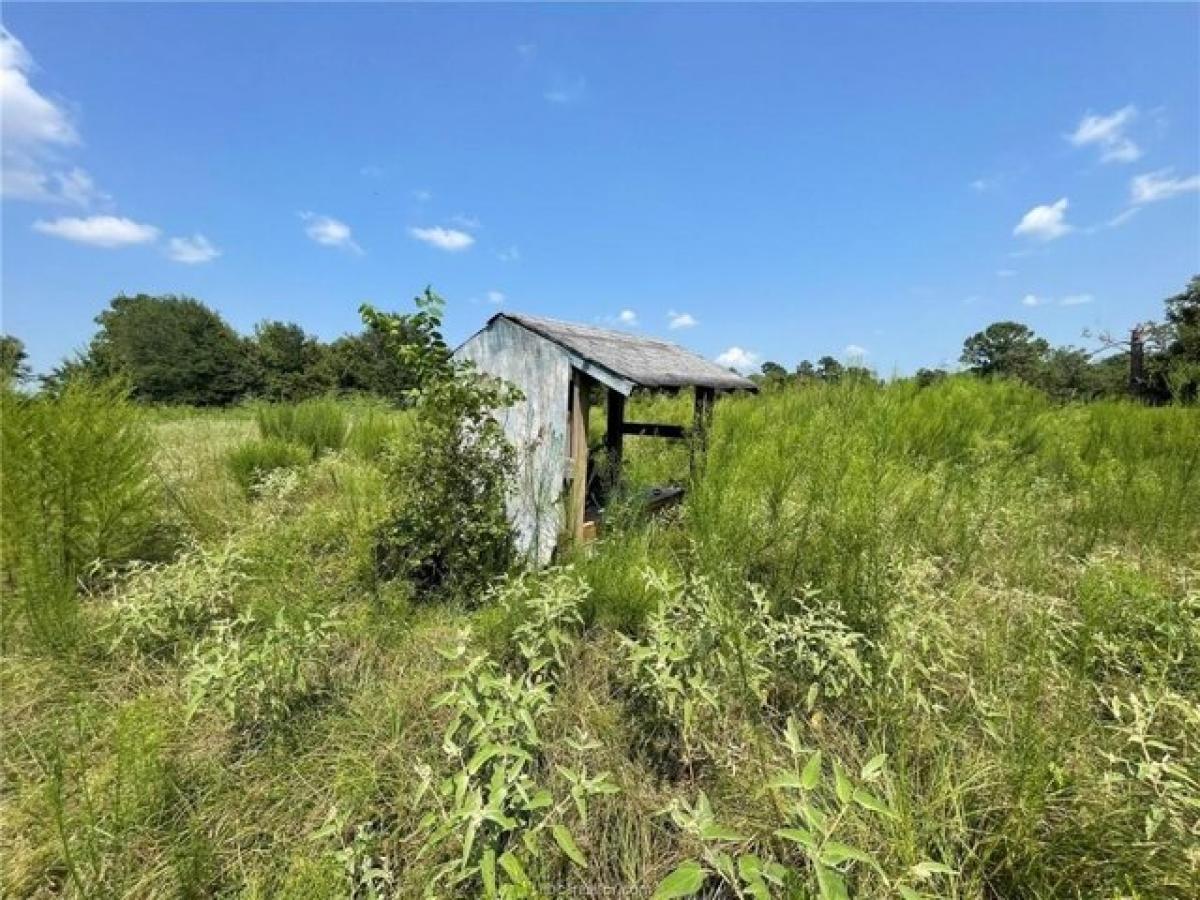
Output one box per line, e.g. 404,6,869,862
1,380,160,650
414,569,615,896
226,437,311,493
253,397,348,458
251,320,331,401
368,289,521,604
1,333,31,384
960,320,1051,380
45,294,255,405
185,607,340,734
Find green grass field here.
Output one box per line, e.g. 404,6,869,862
3,378,1198,898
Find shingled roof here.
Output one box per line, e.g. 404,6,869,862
493,312,758,392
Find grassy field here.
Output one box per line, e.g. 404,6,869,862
2,379,1198,898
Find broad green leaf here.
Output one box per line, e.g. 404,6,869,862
468,743,502,775
700,823,749,841
774,827,816,850
801,750,823,789
480,848,497,898
551,824,587,869
852,787,896,818
910,860,958,880
651,860,707,899
737,855,763,880
498,851,530,887
898,887,925,900
833,760,853,804
815,863,849,900
745,876,772,900
523,789,553,810
821,841,882,875
860,753,887,782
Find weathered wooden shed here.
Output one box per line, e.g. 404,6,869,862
455,312,758,563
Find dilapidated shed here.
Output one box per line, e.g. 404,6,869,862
455,312,757,563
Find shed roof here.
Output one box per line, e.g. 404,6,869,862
490,312,758,392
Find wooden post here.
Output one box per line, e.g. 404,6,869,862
568,371,591,543
605,389,625,490
691,386,715,476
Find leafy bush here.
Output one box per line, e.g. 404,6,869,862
623,569,869,770
103,541,248,659
1,380,160,650
254,397,348,458
366,290,520,604
184,607,340,734
225,437,310,494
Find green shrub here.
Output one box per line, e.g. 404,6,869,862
366,291,520,604
226,437,310,494
255,397,348,458
1,380,160,651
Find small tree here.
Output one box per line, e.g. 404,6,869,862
366,289,521,604
960,321,1050,381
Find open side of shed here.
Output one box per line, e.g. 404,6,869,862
455,312,757,564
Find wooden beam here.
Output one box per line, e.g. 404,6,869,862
691,386,715,476
568,371,590,544
621,422,687,439
605,390,625,486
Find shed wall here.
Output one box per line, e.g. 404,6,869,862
456,317,570,565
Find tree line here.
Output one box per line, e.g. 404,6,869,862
3,275,1198,405
750,275,1200,403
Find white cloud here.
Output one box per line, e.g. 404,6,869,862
996,268,1017,278
496,245,521,263
486,290,505,305
408,225,474,251
33,215,159,247
412,188,432,203
544,76,586,105
1105,207,1141,228
166,234,220,264
844,344,868,357
1130,168,1200,205
301,212,362,253
1021,294,1044,307
1060,294,1094,306
450,213,481,230
1,28,113,208
716,346,760,371
970,176,999,193
617,309,637,326
1014,198,1072,241
667,310,697,329
1067,106,1141,163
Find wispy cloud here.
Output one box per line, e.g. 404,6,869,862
1,27,109,207
1130,168,1200,204
970,176,1001,193
412,188,432,203
1060,294,1094,306
34,215,159,247
517,43,536,61
301,212,363,254
1067,105,1140,163
544,75,586,105
617,309,637,326
1021,294,1045,308
166,234,220,264
716,346,760,371
844,344,868,357
1021,292,1093,308
1014,198,1072,241
408,225,474,251
486,290,505,305
667,310,697,329
450,213,481,230
496,245,521,263
996,269,1017,278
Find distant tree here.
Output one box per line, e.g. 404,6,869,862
914,367,947,388
816,356,844,382
1160,274,1200,401
317,330,417,401
758,360,789,387
794,360,816,381
960,321,1050,381
1,335,31,384
252,320,330,401
842,365,880,385
45,294,255,405
1038,346,1103,400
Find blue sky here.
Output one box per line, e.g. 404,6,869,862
3,3,1198,377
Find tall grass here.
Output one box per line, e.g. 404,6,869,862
3,379,1197,898
254,397,348,458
